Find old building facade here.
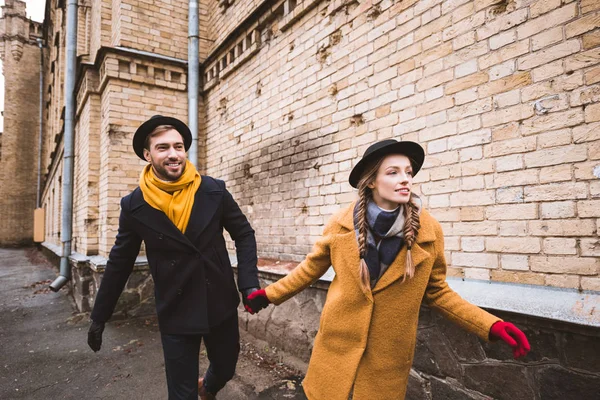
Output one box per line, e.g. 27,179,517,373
1,0,599,397
2,0,596,289
0,0,43,245
200,0,600,292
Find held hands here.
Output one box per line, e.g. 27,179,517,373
489,321,530,359
242,288,271,314
87,320,105,352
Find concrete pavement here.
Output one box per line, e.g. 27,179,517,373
0,248,306,399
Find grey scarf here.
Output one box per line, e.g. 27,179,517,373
354,195,422,287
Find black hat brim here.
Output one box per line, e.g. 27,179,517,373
349,140,425,188
132,115,192,160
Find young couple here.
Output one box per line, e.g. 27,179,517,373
89,115,530,400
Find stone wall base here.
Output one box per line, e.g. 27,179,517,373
39,243,155,320
239,272,600,400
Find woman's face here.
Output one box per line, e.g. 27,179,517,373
369,154,413,210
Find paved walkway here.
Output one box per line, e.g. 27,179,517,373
0,248,306,399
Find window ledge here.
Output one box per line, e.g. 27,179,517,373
280,0,321,32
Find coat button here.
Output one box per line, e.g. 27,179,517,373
170,260,176,267
195,253,201,258
177,289,183,295
158,234,164,240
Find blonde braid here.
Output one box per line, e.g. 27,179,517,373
402,196,421,282
356,184,371,290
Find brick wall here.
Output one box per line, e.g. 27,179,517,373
44,164,63,246
38,0,191,255
95,56,188,256
205,0,264,56
73,70,101,255
26,0,600,290
90,0,111,61
111,0,189,60
0,0,43,245
203,0,600,290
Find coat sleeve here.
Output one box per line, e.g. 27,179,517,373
90,198,142,323
219,181,259,291
423,221,501,341
265,216,337,305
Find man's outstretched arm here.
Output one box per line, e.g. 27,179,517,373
220,181,260,294
88,200,142,351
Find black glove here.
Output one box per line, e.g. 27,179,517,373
87,320,105,352
247,289,270,314
241,287,260,313
242,288,270,314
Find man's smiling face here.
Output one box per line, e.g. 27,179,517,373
143,128,187,181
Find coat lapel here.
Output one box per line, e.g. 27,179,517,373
183,178,223,246
129,189,198,252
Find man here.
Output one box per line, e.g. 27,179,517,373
88,115,261,399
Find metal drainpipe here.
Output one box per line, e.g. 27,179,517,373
50,0,78,292
36,38,43,208
188,0,199,168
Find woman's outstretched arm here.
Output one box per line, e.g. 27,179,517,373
423,221,502,341
263,217,339,305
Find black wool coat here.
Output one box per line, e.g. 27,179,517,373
90,176,259,334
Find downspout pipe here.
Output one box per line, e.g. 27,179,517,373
188,0,199,168
36,38,43,208
50,0,78,292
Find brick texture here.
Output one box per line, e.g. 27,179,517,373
199,0,600,286
0,1,43,245
4,0,598,290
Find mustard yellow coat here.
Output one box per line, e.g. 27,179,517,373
265,203,501,400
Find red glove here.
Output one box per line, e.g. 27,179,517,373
489,321,530,359
245,289,271,314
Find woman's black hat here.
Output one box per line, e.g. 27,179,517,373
132,115,192,160
349,139,425,188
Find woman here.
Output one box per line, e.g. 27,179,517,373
247,139,530,400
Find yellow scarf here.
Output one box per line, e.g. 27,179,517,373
139,160,201,233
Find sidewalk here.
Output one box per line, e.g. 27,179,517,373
0,248,306,399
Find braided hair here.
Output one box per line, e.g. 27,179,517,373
355,180,372,290
355,156,421,290
401,195,421,282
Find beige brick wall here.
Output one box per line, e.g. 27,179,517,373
112,0,190,60
90,0,112,61
95,55,188,256
29,0,600,291
204,0,264,56
0,1,43,245
39,0,190,256
202,0,600,291
43,161,63,246
73,76,101,255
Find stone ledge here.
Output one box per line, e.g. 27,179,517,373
40,242,599,328
445,278,600,328
41,242,149,272
231,253,600,328
41,242,154,316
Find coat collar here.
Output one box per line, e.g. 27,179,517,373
336,201,437,294
129,177,223,252
337,201,437,244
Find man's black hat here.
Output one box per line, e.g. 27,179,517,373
349,139,425,188
132,115,192,160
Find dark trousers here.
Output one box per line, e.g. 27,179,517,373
160,312,240,400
